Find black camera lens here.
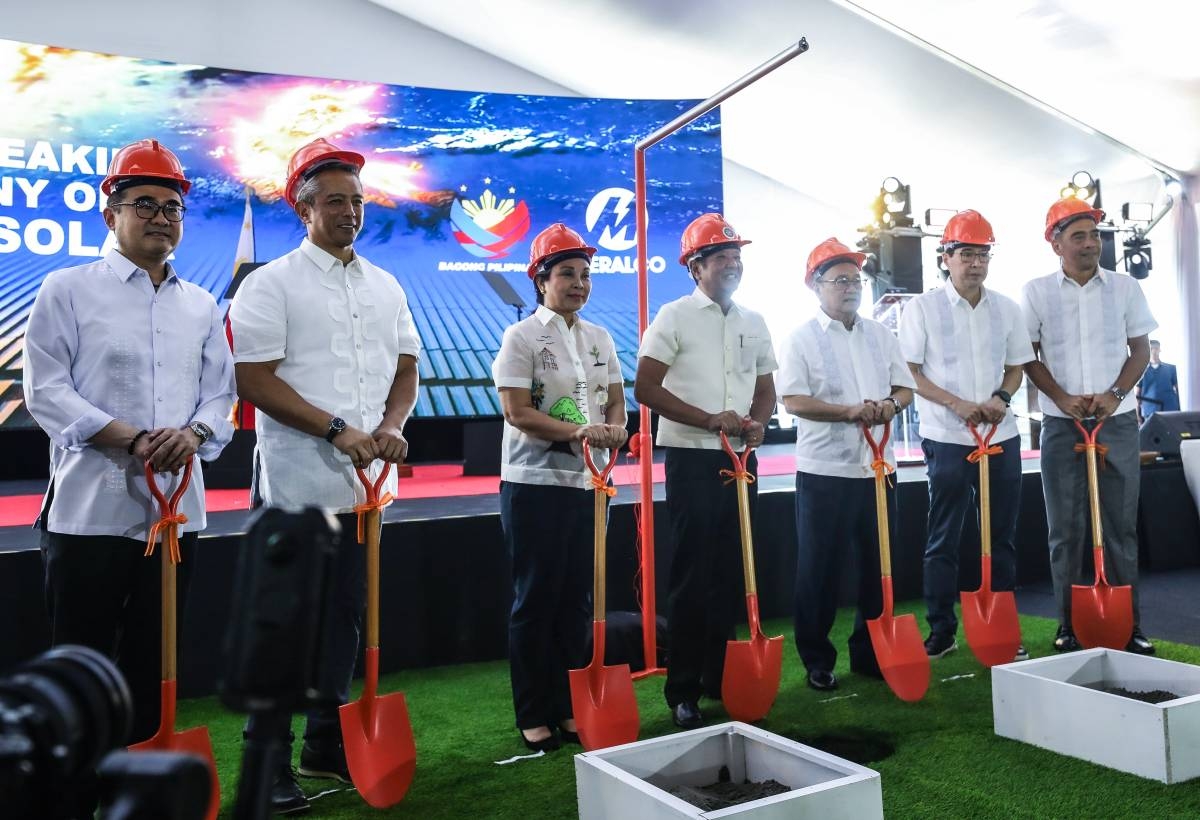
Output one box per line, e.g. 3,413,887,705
0,645,133,815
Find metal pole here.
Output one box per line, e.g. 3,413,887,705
631,38,811,680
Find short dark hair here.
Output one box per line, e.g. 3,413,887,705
533,273,548,305
295,162,361,206
1150,339,1161,347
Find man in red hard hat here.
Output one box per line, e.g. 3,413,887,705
776,237,915,691
229,137,422,813
635,213,777,729
898,211,1034,662
1021,197,1156,654
23,138,235,813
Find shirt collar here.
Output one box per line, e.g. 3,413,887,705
1056,264,1110,287
942,281,990,307
814,307,857,333
688,286,740,315
300,237,364,277
534,304,578,333
104,248,178,285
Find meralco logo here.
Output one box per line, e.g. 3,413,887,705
583,187,666,274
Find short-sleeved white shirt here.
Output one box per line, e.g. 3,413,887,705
492,305,623,489
1020,266,1157,419
898,283,1034,446
637,288,777,450
777,311,916,479
228,239,422,511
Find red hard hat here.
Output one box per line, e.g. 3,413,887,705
527,223,596,279
678,213,751,266
101,139,190,196
805,237,866,287
941,210,996,249
284,138,365,208
1044,197,1105,242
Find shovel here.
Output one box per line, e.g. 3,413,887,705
569,440,639,750
339,462,416,808
1071,419,1134,650
131,460,219,820
863,423,930,702
960,423,1022,667
717,432,783,722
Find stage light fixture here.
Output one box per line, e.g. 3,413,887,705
873,176,913,228
924,208,957,230
1123,235,1152,280
1061,169,1100,206
882,176,902,194
1121,202,1153,224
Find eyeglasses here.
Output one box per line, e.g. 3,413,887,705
957,249,993,263
111,201,186,223
816,275,868,288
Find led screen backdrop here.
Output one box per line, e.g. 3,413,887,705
0,39,723,426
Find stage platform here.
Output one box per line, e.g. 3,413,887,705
1,445,1197,697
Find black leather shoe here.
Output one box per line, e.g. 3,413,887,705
1053,625,1081,653
1125,629,1156,655
924,633,957,659
557,724,581,745
807,669,838,691
671,701,703,730
270,765,310,815
298,740,351,784
519,727,561,752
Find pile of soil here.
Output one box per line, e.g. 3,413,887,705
666,765,790,811
1088,684,1181,704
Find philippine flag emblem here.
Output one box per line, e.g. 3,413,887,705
450,181,531,258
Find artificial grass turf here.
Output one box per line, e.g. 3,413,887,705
180,606,1200,819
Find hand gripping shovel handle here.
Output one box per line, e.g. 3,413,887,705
144,460,193,681
582,440,618,623
355,463,393,651
720,432,760,605
1073,419,1110,583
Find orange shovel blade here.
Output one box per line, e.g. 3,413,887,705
569,662,640,751
1072,582,1134,650
129,683,220,820
339,691,417,809
961,587,1022,668
721,632,784,722
867,612,930,702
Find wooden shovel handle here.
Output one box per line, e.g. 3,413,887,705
719,432,759,598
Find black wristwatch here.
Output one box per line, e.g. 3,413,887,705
1110,386,1128,401
325,416,347,442
991,389,1012,407
188,421,212,445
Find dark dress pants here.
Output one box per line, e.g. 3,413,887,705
663,447,755,708
500,480,593,729
922,435,1021,639
793,471,885,675
41,529,198,744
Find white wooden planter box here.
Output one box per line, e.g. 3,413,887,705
574,721,882,819
993,648,1200,783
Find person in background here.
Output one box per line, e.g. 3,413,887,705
635,213,776,729
777,237,914,691
493,223,627,752
898,211,1033,662
1021,197,1156,656
1137,339,1180,420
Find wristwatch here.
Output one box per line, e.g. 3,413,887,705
991,389,1012,407
188,421,212,445
1110,386,1128,401
325,416,347,442
885,396,903,414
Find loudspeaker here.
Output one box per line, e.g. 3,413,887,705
1139,411,1200,458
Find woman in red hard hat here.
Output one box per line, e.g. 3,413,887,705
776,237,914,691
1021,197,1157,654
634,213,777,729
897,211,1034,662
492,223,627,751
